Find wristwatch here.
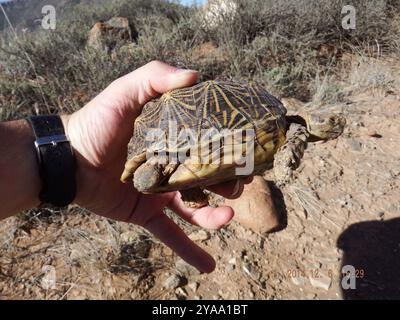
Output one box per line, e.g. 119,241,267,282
27,115,77,207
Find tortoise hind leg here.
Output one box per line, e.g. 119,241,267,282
273,123,309,187
180,188,209,209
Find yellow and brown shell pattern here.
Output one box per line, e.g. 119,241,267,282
125,80,288,180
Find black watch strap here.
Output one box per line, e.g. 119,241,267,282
27,115,76,207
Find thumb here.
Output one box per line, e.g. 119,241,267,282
108,60,199,114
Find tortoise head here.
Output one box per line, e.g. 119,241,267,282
303,112,346,141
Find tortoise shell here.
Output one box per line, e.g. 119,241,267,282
122,80,289,191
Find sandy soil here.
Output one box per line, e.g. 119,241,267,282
0,62,399,300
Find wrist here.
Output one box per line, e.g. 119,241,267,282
60,114,93,207
0,119,41,217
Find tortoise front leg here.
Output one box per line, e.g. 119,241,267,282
273,123,309,187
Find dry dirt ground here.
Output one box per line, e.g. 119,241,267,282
0,59,399,300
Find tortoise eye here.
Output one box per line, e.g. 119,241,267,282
328,117,336,124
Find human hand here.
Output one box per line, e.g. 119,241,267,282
62,61,251,273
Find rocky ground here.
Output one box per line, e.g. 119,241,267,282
0,57,399,300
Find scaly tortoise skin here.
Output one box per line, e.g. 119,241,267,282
120,80,345,202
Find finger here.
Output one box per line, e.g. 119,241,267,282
168,193,234,228
206,179,245,199
144,214,215,273
112,60,198,111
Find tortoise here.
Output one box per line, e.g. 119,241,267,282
120,80,345,205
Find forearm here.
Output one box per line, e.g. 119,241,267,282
0,119,41,219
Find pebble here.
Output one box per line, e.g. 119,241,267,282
291,276,306,286
377,212,385,220
175,287,188,299
225,264,235,272
349,138,362,151
306,293,317,299
163,274,182,289
188,230,210,242
309,274,331,291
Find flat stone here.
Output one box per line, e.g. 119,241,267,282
309,274,331,291
291,276,306,286
163,274,182,289
349,138,362,151
225,264,235,272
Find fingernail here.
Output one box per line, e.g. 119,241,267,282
174,68,198,74
166,69,199,91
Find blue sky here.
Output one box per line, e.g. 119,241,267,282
179,0,206,5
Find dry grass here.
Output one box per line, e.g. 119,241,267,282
347,55,397,94
1,0,399,120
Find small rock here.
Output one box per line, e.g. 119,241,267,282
349,139,362,151
188,282,199,293
228,257,236,265
194,295,201,300
291,276,306,286
175,287,188,299
225,264,235,272
87,16,134,52
188,230,210,242
377,212,385,220
309,274,331,291
306,293,317,299
163,274,182,289
242,263,261,280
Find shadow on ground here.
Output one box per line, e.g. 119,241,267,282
337,218,400,299
267,180,288,232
